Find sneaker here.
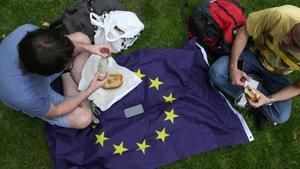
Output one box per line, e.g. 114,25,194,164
92,114,100,124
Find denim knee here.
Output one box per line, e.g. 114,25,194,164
209,66,221,85
209,56,230,85
276,100,292,124
263,102,292,124
271,113,291,124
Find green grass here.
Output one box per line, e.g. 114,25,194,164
1,0,300,169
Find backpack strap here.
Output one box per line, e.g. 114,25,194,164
264,39,300,70
214,0,238,26
198,0,222,40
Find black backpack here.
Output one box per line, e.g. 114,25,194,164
188,0,246,58
49,0,124,42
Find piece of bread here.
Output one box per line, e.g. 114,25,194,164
103,73,123,90
244,86,260,102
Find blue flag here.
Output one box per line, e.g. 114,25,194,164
45,39,253,169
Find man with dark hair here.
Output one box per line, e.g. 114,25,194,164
209,5,300,129
18,28,76,76
0,24,111,129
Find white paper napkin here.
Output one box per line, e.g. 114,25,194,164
78,54,142,111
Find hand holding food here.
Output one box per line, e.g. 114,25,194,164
244,86,260,102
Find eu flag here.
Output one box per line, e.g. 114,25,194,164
45,39,253,169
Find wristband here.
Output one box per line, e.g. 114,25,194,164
267,96,275,106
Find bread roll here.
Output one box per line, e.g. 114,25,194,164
244,86,260,102
103,73,123,90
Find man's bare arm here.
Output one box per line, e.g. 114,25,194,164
229,25,250,86
270,79,300,102
248,78,300,108
44,72,107,118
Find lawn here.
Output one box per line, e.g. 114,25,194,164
0,0,300,169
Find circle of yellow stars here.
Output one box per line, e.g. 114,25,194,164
94,68,180,156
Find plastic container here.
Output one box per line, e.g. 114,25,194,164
97,56,108,80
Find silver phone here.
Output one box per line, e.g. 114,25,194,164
124,104,144,118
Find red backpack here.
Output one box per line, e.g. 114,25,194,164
189,0,246,57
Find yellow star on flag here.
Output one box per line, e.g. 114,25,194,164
136,139,151,154
156,128,170,143
95,131,109,147
163,92,176,103
164,109,179,124
113,141,129,156
149,77,164,90
134,68,146,79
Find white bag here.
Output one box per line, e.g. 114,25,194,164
90,10,144,53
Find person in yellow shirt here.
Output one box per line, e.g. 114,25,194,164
209,5,300,129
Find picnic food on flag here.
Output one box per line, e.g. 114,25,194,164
97,57,109,80
244,86,260,102
103,73,123,89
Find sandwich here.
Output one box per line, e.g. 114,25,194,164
103,73,123,90
244,86,260,102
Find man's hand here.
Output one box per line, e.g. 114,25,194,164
230,67,250,86
88,45,112,57
247,89,270,108
87,72,108,94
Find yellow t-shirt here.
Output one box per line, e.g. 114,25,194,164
246,5,300,75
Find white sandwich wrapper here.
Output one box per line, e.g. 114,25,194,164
78,54,142,111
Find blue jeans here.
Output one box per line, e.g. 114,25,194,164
209,49,292,124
